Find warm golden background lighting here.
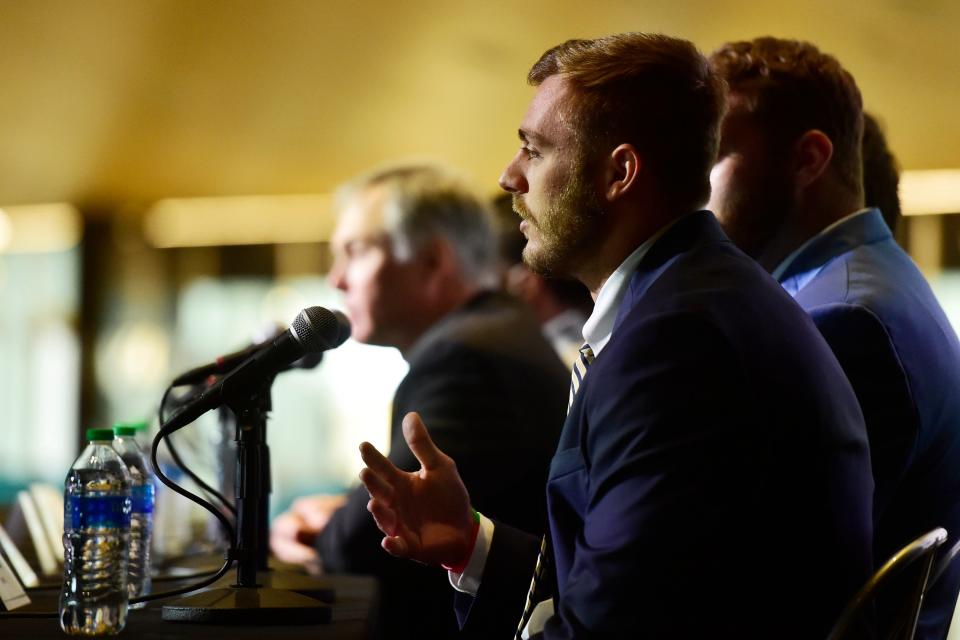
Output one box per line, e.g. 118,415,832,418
0,0,956,208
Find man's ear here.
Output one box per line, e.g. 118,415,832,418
793,130,834,188
417,236,460,284
604,144,642,202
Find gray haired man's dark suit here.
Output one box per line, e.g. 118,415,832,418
316,291,569,639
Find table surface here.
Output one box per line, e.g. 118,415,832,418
1,569,377,639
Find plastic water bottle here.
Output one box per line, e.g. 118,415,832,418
60,428,132,636
113,423,155,601
117,419,150,450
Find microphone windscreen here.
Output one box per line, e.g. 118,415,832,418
293,307,351,352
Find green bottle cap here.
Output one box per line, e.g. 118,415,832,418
113,425,137,437
113,420,148,432
86,427,116,441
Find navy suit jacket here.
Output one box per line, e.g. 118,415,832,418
458,211,874,639
781,208,960,640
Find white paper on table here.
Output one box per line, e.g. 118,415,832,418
30,483,64,563
17,490,57,576
0,522,38,588
0,548,30,611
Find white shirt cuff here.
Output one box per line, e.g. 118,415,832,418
523,598,554,638
448,513,494,595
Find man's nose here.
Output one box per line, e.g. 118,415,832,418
327,258,347,291
499,151,528,194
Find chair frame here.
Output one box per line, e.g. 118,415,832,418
827,527,947,640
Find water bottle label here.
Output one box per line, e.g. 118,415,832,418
65,495,132,529
131,483,155,514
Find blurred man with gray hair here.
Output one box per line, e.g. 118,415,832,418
271,163,568,639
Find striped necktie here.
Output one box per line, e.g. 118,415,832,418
568,343,595,410
516,343,595,639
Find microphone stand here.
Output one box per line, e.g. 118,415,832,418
161,376,333,624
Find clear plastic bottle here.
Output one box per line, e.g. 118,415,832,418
113,423,155,601
118,419,150,450
60,427,132,636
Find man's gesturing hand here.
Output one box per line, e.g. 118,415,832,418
358,412,476,568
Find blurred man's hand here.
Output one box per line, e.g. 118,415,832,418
270,510,322,572
291,494,348,531
270,493,347,573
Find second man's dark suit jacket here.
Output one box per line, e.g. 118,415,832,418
457,212,875,639
316,291,569,639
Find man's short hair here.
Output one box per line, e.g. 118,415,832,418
337,164,497,284
710,37,864,194
862,112,901,232
527,33,727,211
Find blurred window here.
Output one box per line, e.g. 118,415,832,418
930,271,960,334
0,248,80,502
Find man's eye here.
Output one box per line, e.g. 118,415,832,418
522,145,541,159
343,243,365,259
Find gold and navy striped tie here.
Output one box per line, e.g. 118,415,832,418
516,343,595,639
568,343,595,410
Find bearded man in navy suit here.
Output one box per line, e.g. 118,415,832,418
709,37,960,640
357,32,874,639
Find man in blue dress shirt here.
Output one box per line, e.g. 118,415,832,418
709,37,960,639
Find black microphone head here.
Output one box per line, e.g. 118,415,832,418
291,307,351,352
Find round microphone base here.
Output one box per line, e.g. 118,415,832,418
160,586,331,625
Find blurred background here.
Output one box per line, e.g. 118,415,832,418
1,0,959,544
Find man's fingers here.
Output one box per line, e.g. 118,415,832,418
270,512,321,565
270,533,320,565
359,467,395,503
383,535,410,558
367,497,398,536
402,412,445,471
290,501,326,530
299,510,334,532
359,441,405,482
272,511,310,538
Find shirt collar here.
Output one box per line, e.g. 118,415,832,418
771,208,872,281
582,220,677,356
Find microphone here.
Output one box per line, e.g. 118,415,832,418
161,306,351,432
172,326,324,386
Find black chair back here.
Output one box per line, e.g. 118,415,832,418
827,527,948,640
